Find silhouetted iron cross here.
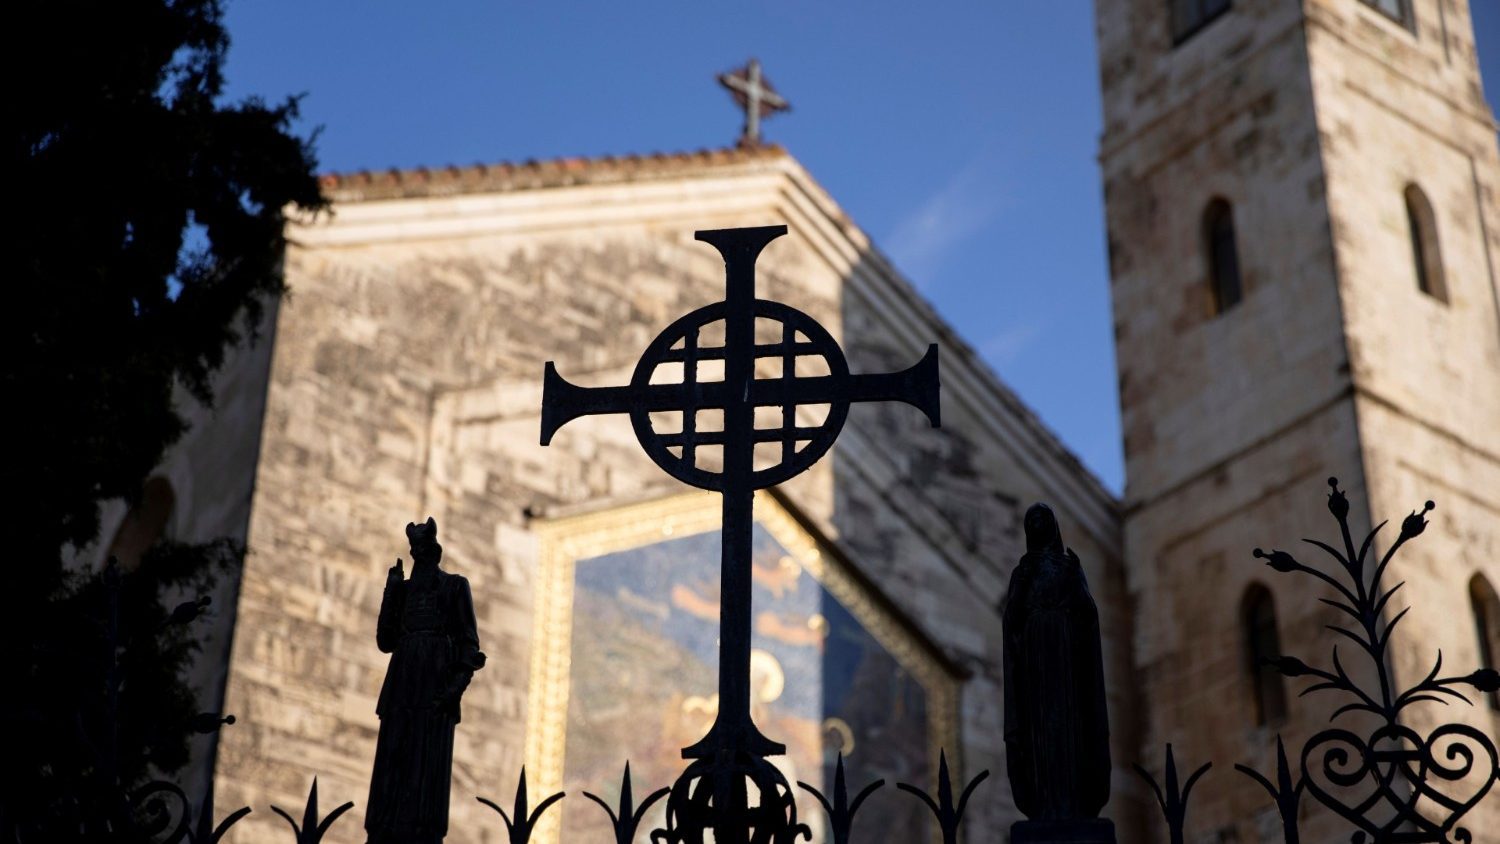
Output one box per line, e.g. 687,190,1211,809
540,224,939,766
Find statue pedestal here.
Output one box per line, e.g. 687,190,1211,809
1011,818,1116,844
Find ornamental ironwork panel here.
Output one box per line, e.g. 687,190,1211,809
1137,479,1500,844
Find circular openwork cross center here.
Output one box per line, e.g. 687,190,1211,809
629,300,851,492
656,751,811,843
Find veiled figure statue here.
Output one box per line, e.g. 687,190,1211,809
366,518,486,844
1002,503,1115,843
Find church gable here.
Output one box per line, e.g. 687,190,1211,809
216,146,1124,842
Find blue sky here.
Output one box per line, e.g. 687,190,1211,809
222,2,1500,495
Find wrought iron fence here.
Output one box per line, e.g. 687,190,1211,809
58,486,1499,843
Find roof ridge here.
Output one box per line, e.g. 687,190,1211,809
318,144,788,199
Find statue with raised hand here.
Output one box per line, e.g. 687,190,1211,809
366,518,486,844
1001,503,1115,843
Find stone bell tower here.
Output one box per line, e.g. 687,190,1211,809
1095,0,1500,839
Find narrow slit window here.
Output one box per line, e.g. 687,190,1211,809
1404,185,1447,302
1244,585,1288,726
1204,198,1243,315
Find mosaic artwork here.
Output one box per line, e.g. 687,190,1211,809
558,522,936,843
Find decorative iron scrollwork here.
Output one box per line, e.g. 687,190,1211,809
1298,723,1497,843
1141,479,1499,843
128,779,251,844
1232,478,1499,844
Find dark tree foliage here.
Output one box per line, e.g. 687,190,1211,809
5,0,324,837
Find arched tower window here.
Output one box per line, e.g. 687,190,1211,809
107,476,175,570
1169,0,1232,44
1404,184,1447,302
1204,198,1243,315
1243,584,1288,725
1472,575,1500,711
1360,0,1413,28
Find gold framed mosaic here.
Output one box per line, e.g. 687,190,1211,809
524,490,961,843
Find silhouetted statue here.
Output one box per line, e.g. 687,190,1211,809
1002,503,1115,843
366,518,486,844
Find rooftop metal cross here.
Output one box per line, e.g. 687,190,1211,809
540,225,939,842
718,59,790,147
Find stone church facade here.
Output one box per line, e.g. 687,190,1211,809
83,2,1500,843
182,148,1135,843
